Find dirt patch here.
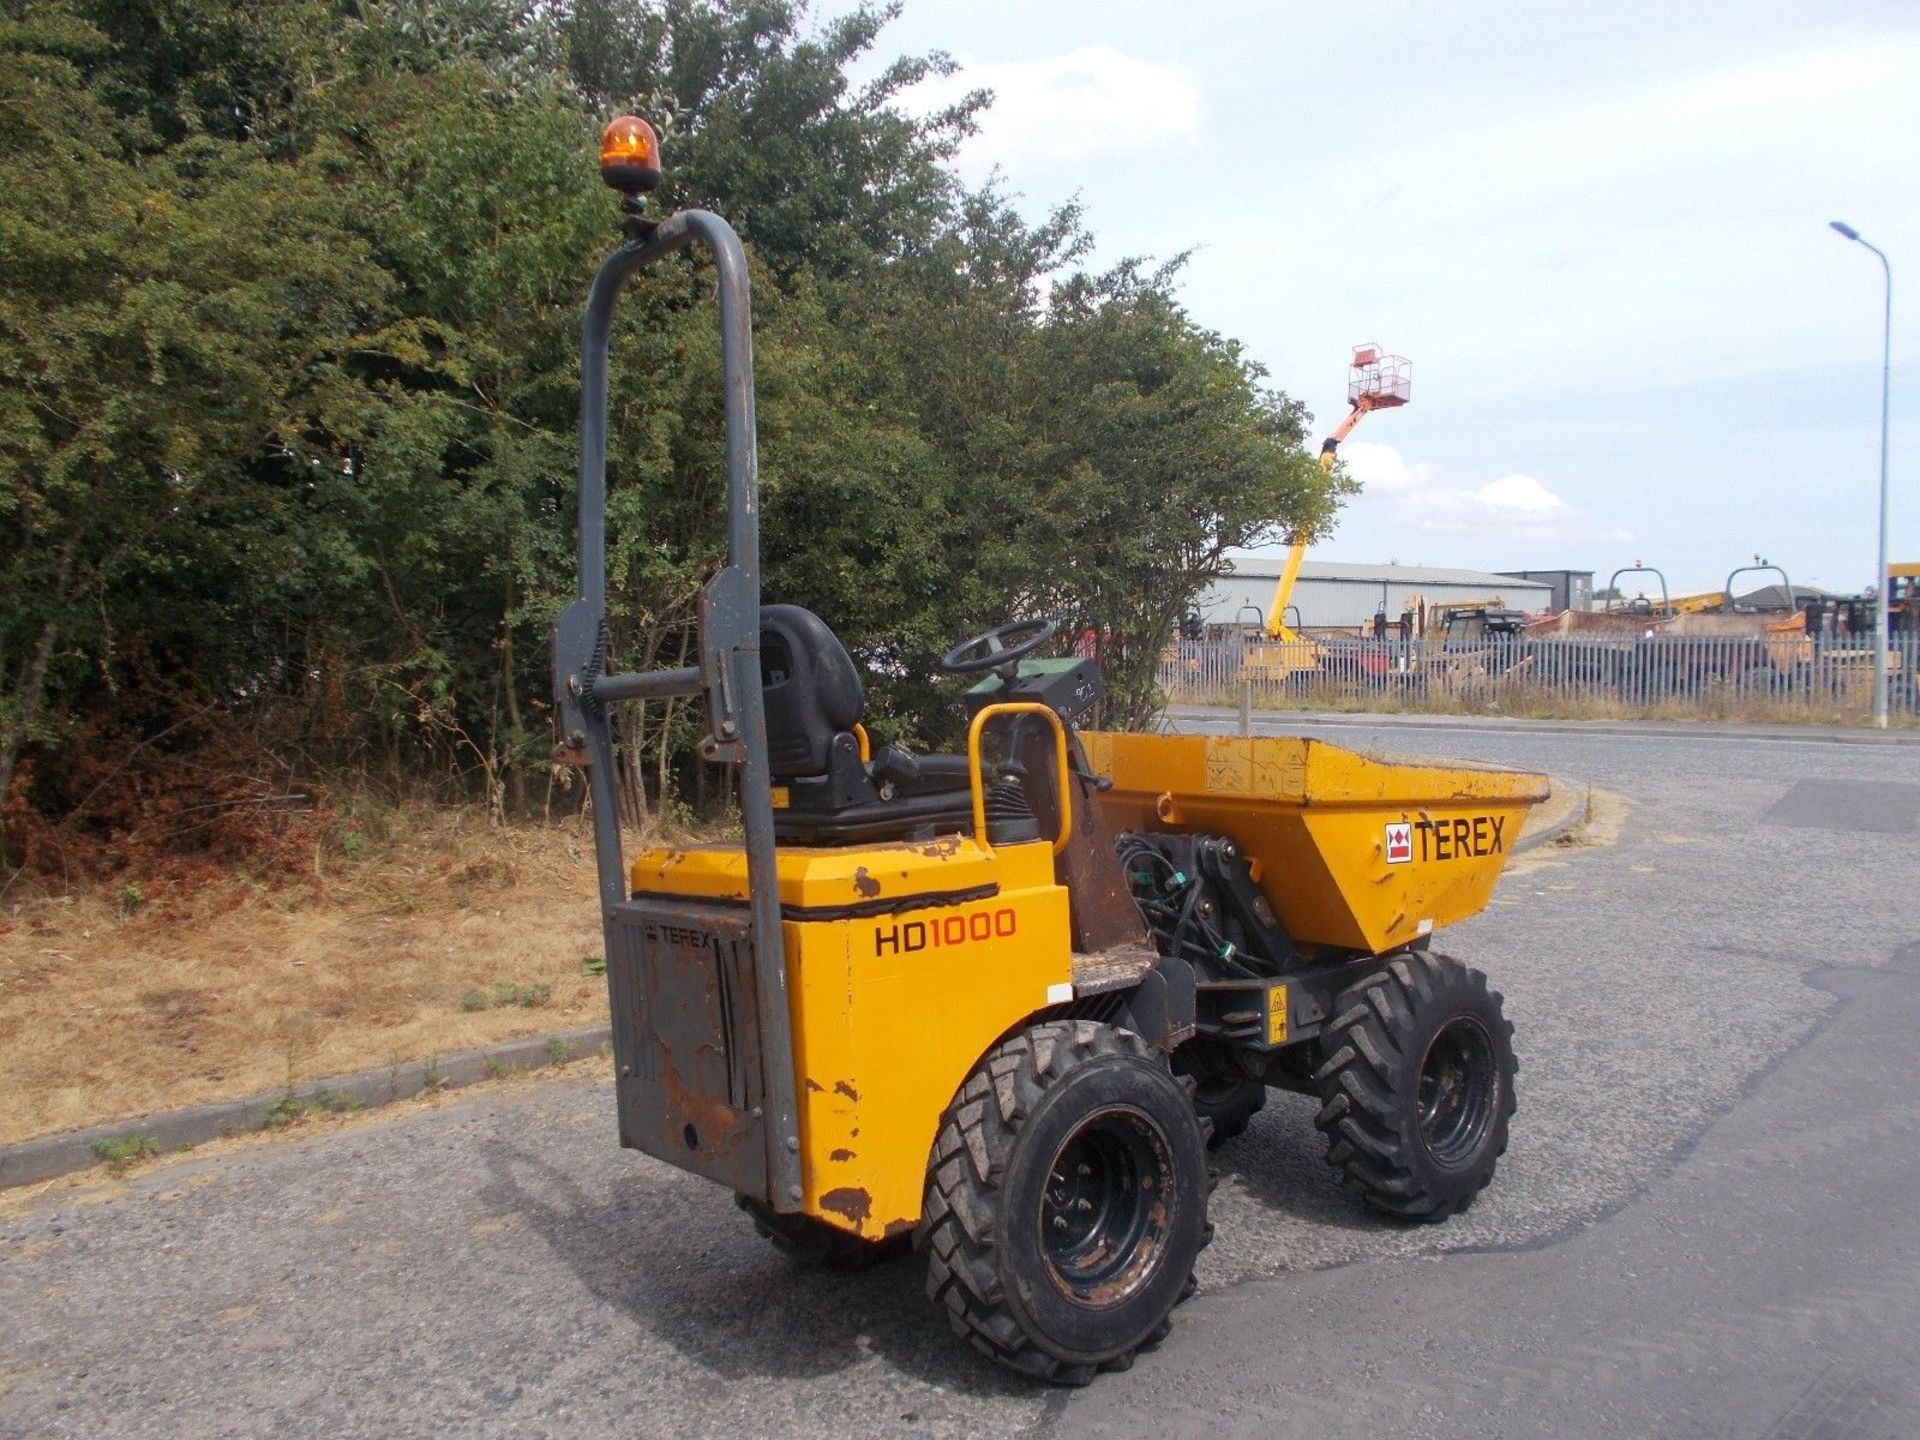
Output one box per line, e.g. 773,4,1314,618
0,807,616,1145
1504,788,1629,880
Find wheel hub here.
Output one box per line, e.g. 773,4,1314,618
1040,1106,1173,1305
1417,1015,1499,1168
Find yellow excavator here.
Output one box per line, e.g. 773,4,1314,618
1242,345,1410,685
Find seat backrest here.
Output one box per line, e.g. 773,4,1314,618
760,604,863,779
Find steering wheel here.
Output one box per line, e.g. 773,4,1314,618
938,618,1059,676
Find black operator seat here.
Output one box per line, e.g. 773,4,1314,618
758,604,1037,846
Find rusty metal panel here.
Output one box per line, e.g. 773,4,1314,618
605,898,770,1201
1011,725,1151,955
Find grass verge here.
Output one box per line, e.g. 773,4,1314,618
0,803,627,1145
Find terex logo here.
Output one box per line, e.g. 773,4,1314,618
875,906,1016,957
1411,815,1506,862
1384,822,1413,865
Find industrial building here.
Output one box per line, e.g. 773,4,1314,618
1198,559,1554,632
1498,569,1594,613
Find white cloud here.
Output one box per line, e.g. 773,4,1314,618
1343,442,1630,547
1338,440,1426,496
907,46,1202,181
1472,473,1564,516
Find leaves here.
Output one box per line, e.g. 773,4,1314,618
1,0,1347,866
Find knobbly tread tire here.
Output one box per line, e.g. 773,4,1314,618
1191,1078,1266,1148
919,1020,1211,1384
735,1194,901,1270
1312,950,1517,1222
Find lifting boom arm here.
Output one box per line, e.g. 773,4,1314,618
1263,396,1381,640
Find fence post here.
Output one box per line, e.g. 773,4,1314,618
1239,676,1252,737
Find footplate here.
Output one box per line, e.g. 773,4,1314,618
605,897,770,1200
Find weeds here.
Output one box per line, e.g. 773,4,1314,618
90,1132,159,1173
483,1057,508,1079
422,1056,444,1091
580,955,607,977
546,1037,575,1065
459,982,553,1012
277,1012,317,1094
260,1088,361,1129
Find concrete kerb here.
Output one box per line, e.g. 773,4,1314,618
1515,776,1589,854
0,1022,612,1192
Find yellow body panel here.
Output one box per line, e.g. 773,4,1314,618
629,836,1073,1238
632,836,1018,910
1080,732,1547,955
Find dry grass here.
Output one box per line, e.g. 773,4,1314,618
0,805,623,1145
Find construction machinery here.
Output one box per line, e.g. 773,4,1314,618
1601,562,1675,618
1891,564,1920,634
553,121,1546,1382
1800,563,1916,704
1718,560,1799,613
1242,346,1411,685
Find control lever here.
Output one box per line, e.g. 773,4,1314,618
1071,764,1113,793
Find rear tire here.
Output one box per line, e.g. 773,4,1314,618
1190,1076,1266,1148
737,1194,902,1270
1312,951,1516,1221
920,1021,1212,1384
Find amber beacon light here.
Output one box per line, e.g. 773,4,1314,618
600,115,662,196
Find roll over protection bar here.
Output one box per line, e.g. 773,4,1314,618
550,209,802,1207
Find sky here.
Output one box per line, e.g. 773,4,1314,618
832,0,1919,595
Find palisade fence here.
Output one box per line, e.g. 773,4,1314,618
1157,633,1920,721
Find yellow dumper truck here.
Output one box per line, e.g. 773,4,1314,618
552,118,1549,1383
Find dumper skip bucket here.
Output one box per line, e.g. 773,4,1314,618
1080,733,1549,955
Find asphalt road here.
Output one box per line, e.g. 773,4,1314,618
4,715,1919,1439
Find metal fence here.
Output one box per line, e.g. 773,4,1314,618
1158,633,1920,721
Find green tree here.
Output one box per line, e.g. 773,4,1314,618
0,10,376,815
1,0,1351,873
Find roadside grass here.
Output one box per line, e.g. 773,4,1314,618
0,802,678,1145
460,982,554,1012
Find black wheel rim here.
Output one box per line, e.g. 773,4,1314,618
1417,1017,1499,1168
1040,1105,1173,1306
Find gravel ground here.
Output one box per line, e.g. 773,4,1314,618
3,716,1917,1439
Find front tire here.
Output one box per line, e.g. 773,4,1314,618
920,1021,1212,1384
1312,951,1516,1221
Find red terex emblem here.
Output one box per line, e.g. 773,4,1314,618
1384,821,1413,865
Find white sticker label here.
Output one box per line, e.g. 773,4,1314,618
1385,822,1413,865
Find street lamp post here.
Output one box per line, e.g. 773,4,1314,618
1829,220,1892,729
